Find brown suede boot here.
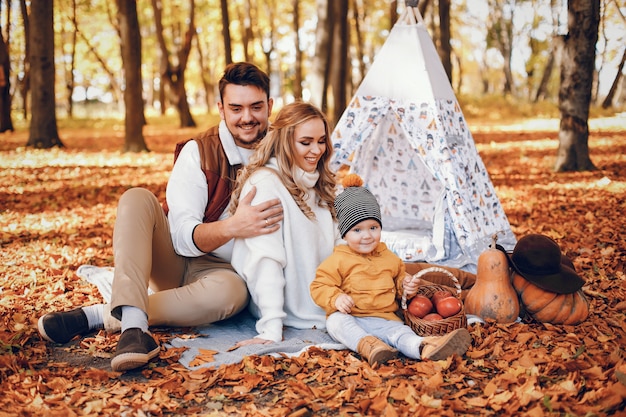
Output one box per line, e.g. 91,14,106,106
420,328,472,361
356,335,399,365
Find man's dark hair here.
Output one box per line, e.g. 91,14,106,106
218,62,270,102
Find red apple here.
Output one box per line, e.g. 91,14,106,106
435,296,462,318
408,295,433,318
423,312,443,321
430,290,453,307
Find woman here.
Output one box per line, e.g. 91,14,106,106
229,101,340,347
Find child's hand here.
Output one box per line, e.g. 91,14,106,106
334,293,355,314
403,273,420,297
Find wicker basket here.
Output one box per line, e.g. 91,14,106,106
401,267,467,336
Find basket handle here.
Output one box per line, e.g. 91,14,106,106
401,266,462,310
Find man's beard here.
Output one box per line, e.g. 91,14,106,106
233,126,267,147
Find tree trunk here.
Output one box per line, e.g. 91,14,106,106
259,0,275,79
438,0,452,83
330,0,349,124
389,0,398,28
19,0,30,120
601,47,625,109
75,30,124,109
501,30,514,95
0,28,14,133
309,0,332,112
454,51,463,92
555,0,599,172
352,0,366,88
152,0,196,128
239,0,254,63
534,35,564,102
221,0,233,65
118,0,147,148
27,0,63,149
292,0,303,100
117,0,148,152
418,0,430,17
194,34,215,111
487,0,516,95
63,0,78,118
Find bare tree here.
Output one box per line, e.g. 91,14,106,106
601,47,625,109
309,0,333,112
152,0,196,128
18,0,29,119
534,36,564,102
601,1,626,109
486,0,516,95
238,0,255,62
351,0,367,87
116,0,148,152
59,0,78,118
194,32,215,111
390,0,398,28
221,0,233,65
418,0,430,18
555,0,600,172
27,0,63,148
292,0,303,99
257,0,276,78
59,0,124,115
438,0,452,82
0,0,14,133
533,0,564,102
73,25,124,110
330,0,349,123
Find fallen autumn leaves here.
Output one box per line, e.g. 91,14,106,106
1,121,625,416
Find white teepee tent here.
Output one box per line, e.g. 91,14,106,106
330,5,516,272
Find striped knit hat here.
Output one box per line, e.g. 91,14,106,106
335,174,382,238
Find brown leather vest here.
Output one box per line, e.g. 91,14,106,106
163,126,242,223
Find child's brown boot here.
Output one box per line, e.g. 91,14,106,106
420,328,472,361
356,335,398,365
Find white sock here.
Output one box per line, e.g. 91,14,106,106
83,304,104,330
120,306,149,333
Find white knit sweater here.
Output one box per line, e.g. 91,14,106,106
231,158,340,342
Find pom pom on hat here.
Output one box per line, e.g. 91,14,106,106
335,174,382,237
342,173,364,188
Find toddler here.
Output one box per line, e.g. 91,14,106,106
310,174,471,365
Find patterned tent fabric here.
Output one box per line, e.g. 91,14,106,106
330,7,516,271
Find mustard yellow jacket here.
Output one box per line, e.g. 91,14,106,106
311,243,406,322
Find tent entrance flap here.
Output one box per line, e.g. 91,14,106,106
348,102,445,232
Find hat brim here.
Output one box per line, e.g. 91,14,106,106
497,246,584,294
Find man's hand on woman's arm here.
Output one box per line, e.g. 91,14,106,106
192,186,284,253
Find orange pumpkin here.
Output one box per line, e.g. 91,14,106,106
512,272,589,325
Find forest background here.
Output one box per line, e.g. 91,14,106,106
0,0,624,140
0,0,625,416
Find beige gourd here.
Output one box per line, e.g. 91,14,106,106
464,235,520,323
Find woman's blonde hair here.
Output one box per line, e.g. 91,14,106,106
229,101,336,220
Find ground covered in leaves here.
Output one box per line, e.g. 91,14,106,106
1,117,625,416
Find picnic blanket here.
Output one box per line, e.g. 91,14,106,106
77,265,347,370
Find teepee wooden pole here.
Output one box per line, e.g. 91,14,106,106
400,0,424,26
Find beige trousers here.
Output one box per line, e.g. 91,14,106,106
110,188,249,327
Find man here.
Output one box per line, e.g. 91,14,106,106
38,62,283,372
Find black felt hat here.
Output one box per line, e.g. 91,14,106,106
509,234,584,294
